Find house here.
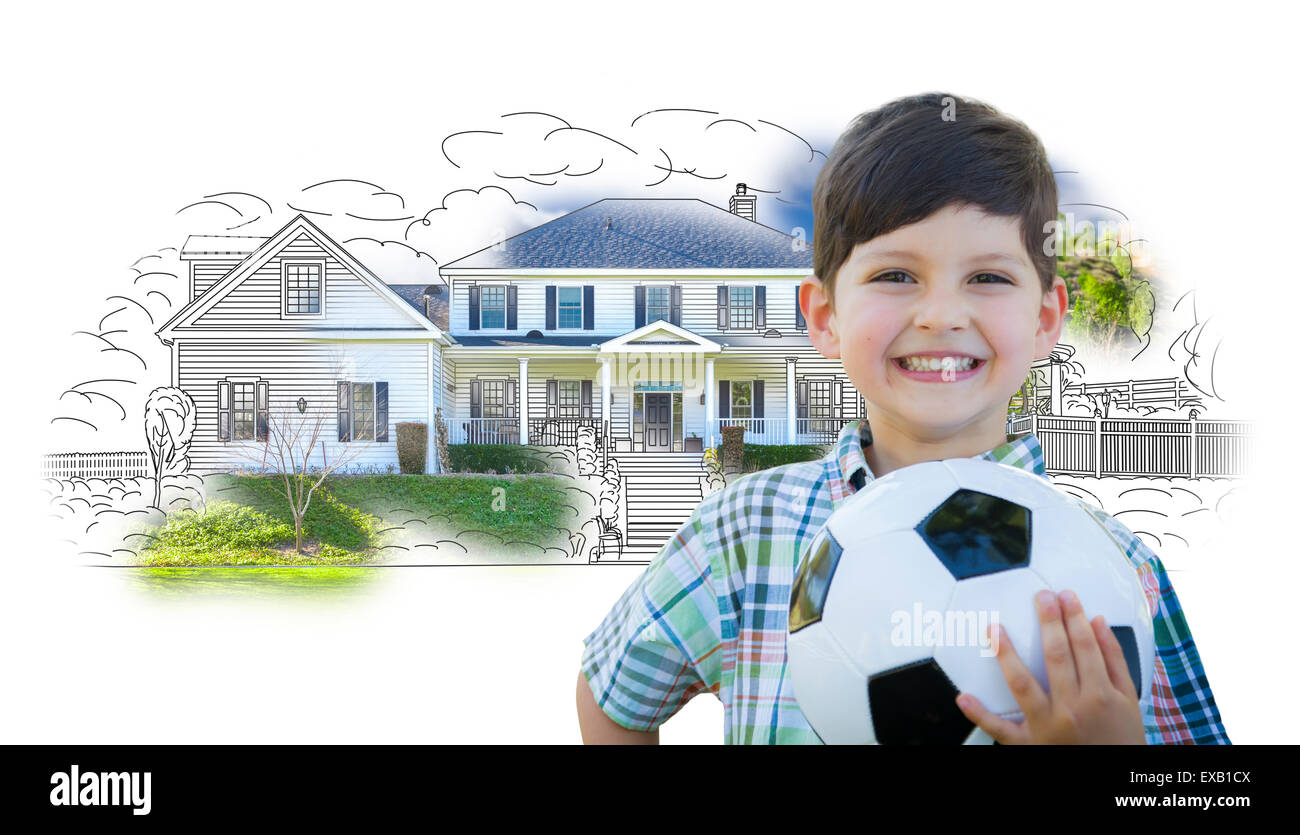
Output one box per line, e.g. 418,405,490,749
157,186,865,475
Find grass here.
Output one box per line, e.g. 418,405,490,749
137,473,576,566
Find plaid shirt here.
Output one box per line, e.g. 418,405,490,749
581,418,1230,744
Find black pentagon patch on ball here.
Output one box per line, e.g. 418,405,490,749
1110,625,1142,694
915,488,1032,580
789,528,843,634
868,659,972,745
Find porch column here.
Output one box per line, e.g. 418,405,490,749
518,357,529,444
599,357,612,431
786,356,797,445
705,357,715,448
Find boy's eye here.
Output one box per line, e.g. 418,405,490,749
870,271,1011,284
871,271,914,283
972,273,1012,284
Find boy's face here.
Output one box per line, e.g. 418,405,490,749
805,202,1068,443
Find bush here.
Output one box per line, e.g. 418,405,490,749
396,422,428,474
446,444,554,474
720,443,829,474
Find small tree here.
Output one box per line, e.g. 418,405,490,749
433,406,451,474
235,394,371,554
144,387,196,509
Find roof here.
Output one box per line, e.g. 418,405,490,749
180,235,267,260
387,284,449,331
448,331,813,349
440,198,815,271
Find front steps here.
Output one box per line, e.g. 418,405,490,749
608,451,707,561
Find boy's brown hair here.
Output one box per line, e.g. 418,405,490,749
812,92,1058,304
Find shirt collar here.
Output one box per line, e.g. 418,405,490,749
833,418,1047,495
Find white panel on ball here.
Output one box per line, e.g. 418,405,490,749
940,457,1069,511
785,623,874,744
824,462,960,543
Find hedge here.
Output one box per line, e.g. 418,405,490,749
718,442,830,474
395,422,427,474
445,444,555,474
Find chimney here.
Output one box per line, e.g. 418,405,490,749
729,182,756,222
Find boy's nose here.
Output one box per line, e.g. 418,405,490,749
913,290,970,331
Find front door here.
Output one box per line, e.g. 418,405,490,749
645,393,671,451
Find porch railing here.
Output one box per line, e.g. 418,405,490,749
528,417,600,446
453,418,520,445
793,417,857,445
714,418,786,446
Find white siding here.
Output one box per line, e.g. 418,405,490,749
178,340,432,473
192,233,420,330
192,261,241,300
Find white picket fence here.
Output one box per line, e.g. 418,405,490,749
43,451,151,480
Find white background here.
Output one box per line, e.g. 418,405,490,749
1,1,1295,744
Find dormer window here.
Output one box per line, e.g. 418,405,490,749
282,259,325,317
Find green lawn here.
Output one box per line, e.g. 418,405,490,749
138,473,576,566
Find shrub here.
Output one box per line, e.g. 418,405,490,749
446,444,554,474
720,443,829,474
396,422,428,474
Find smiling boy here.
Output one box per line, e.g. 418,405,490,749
576,92,1229,745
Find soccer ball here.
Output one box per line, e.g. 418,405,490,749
787,457,1155,745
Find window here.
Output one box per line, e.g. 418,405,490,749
337,381,389,442
482,379,504,418
480,286,506,329
558,286,583,328
809,380,833,420
646,286,670,323
731,380,753,419
218,378,268,443
729,286,754,329
283,260,324,315
232,382,256,440
559,380,581,418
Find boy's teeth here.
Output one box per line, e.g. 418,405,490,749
898,356,979,372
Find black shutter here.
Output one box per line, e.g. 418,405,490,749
795,282,806,330
546,286,556,330
670,285,682,326
218,381,231,442
581,380,592,419
754,379,764,433
833,379,844,418
634,285,645,328
375,382,389,442
337,381,351,442
717,286,729,329
468,285,480,331
256,381,269,442
505,379,516,419
797,379,809,420
755,286,766,330
507,284,517,330
546,379,557,419
718,380,730,419
583,285,594,330
470,379,482,419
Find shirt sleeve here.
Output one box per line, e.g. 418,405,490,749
1091,507,1231,744
579,505,725,732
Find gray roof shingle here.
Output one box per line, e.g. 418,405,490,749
387,284,449,331
441,198,814,270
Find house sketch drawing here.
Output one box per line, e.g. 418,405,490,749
37,113,1255,572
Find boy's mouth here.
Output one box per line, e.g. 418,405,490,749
892,354,985,373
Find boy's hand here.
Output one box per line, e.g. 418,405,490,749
954,589,1146,745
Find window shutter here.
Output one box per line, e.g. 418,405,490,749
546,285,556,330
634,285,645,329
753,380,764,418
833,379,844,418
581,380,592,419
583,285,594,330
256,381,269,443
755,285,766,330
217,380,231,442
546,379,557,419
337,381,351,442
718,380,730,419
375,381,389,442
717,286,729,329
504,379,516,419
670,285,682,326
797,379,809,420
468,284,480,331
470,379,482,419
795,282,807,330
507,284,517,330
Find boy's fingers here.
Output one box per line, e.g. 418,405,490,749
1035,589,1079,701
1058,590,1106,687
955,692,1029,745
988,622,1051,724
1093,615,1140,700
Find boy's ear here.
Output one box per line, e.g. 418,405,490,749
1035,275,1070,360
803,275,841,360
